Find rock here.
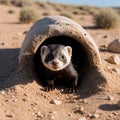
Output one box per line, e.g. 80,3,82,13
100,44,107,48
108,39,120,53
22,98,28,102
89,113,99,119
0,90,5,95
31,102,37,107
107,55,120,65
95,109,100,114
68,113,72,117
48,112,55,120
117,100,120,108
112,112,117,115
79,99,87,103
74,107,85,114
23,93,29,96
16,32,22,36
49,111,57,114
92,114,99,118
23,30,28,34
6,114,14,118
50,99,62,105
36,112,44,118
60,89,64,92
79,117,87,120
113,68,120,74
6,112,14,118
79,107,85,114
48,115,55,120
1,42,8,47
11,96,15,99
103,35,108,38
107,96,114,101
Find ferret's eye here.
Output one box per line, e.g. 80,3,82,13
61,55,65,59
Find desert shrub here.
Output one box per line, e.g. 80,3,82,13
60,12,74,19
79,5,99,15
35,1,47,8
19,7,39,23
43,11,51,16
72,8,81,15
0,0,10,4
11,0,31,7
94,9,120,29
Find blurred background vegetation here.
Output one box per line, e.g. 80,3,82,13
0,0,120,28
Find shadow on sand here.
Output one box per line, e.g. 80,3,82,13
0,48,107,98
83,26,99,30
0,48,34,90
99,104,119,111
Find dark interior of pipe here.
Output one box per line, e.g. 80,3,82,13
33,36,90,85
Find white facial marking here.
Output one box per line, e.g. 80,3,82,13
47,58,64,71
40,45,72,71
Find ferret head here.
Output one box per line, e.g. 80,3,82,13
40,44,72,71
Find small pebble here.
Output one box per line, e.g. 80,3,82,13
1,42,8,47
11,96,15,99
112,111,117,115
100,44,107,48
23,93,29,96
79,117,87,120
89,113,99,119
0,90,5,95
49,111,57,114
48,114,55,120
50,99,62,105
36,112,43,118
60,89,64,92
103,35,108,38
23,30,28,34
22,98,27,102
79,107,85,114
6,113,14,118
107,96,114,101
107,55,120,65
79,99,87,103
68,113,72,116
114,68,120,74
16,32,22,36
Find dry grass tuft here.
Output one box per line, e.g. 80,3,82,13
8,9,15,14
60,12,74,19
94,9,120,29
11,0,32,7
19,6,39,23
0,0,11,5
78,5,99,15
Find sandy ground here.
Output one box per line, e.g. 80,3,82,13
0,4,120,120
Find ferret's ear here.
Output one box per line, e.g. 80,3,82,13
65,46,72,56
40,46,48,55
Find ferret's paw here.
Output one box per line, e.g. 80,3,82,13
67,87,79,93
44,85,55,92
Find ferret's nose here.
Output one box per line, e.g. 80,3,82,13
52,60,58,66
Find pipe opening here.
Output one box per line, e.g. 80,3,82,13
33,35,90,86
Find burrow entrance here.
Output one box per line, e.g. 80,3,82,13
33,36,92,88
18,16,107,94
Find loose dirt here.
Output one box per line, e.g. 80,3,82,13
0,4,120,120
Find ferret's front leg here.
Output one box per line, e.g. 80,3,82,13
68,75,79,93
44,79,55,92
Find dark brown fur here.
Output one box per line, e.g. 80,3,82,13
34,44,79,93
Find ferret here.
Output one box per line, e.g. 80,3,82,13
35,44,79,93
